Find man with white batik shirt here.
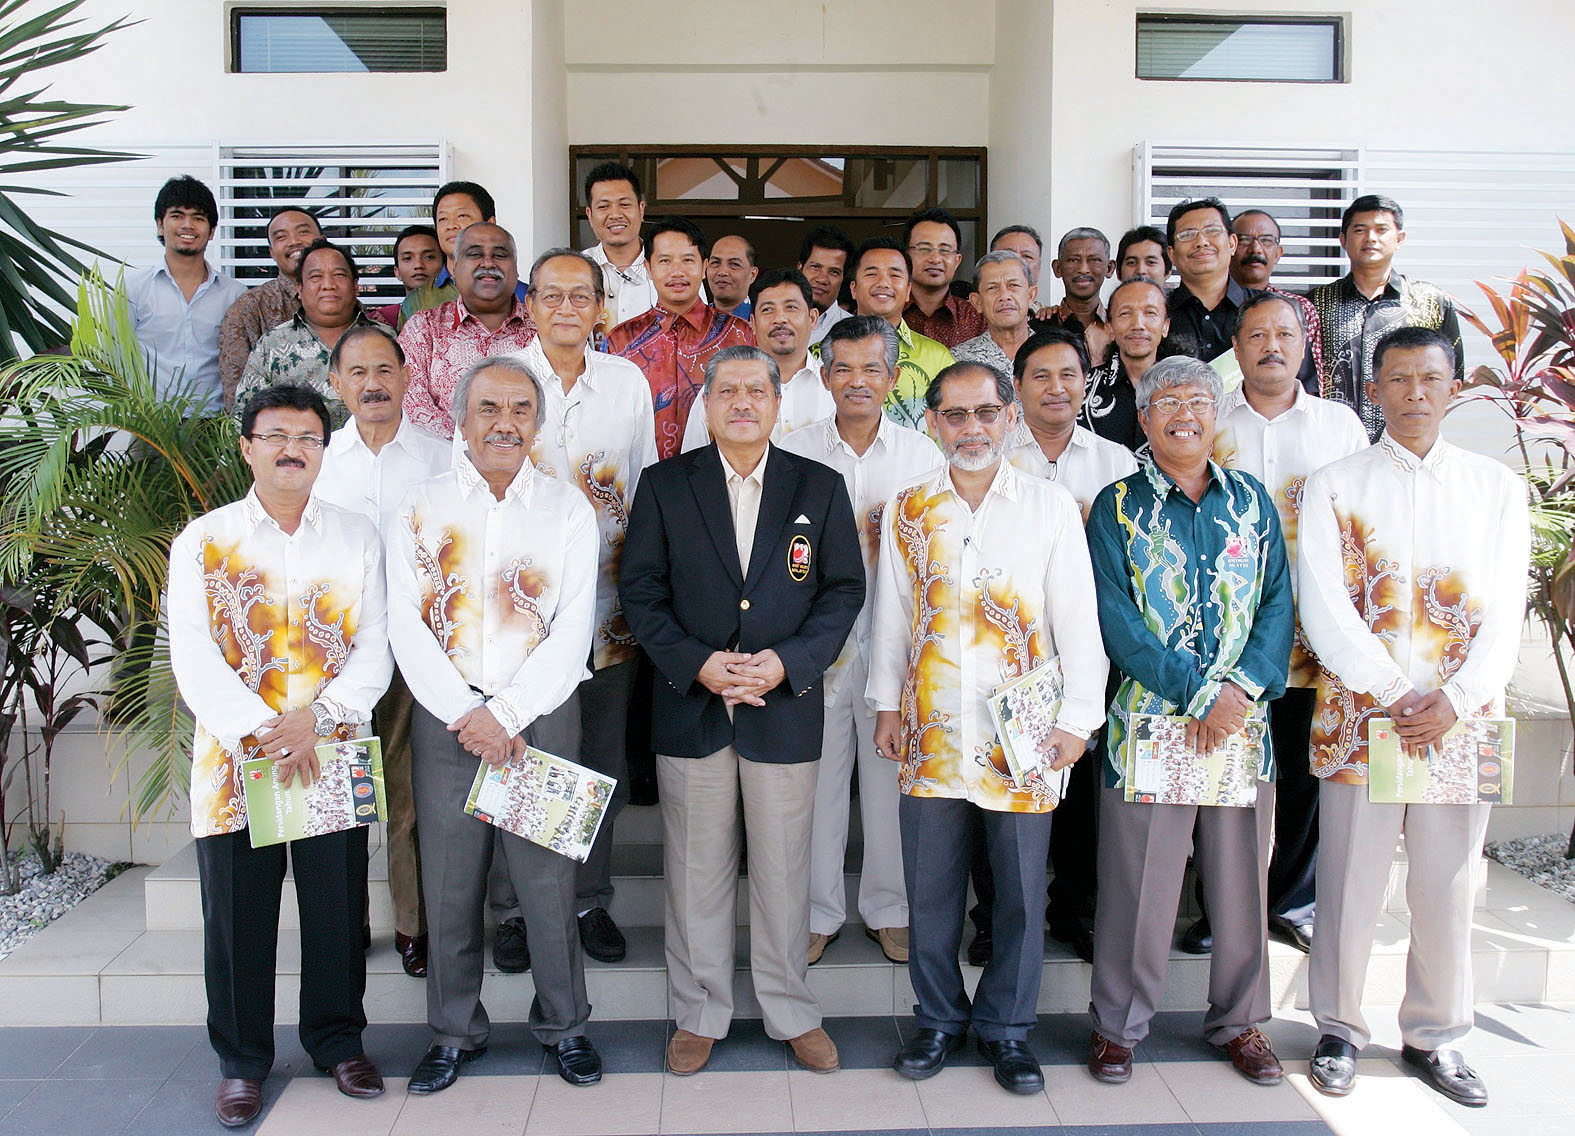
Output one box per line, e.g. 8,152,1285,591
1002,328,1137,965
517,247,660,965
1186,292,1368,960
387,356,605,1093
869,361,1107,1093
1297,326,1528,1108
780,315,942,968
168,383,393,1127
316,325,451,981
683,269,833,451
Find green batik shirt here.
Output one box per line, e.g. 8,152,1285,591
881,320,954,435
1084,458,1293,788
233,308,382,427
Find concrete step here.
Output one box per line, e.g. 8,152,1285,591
4,856,1570,1027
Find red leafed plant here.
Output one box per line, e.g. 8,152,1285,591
1459,220,1575,855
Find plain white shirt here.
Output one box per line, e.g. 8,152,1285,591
1004,421,1139,519
681,364,834,453
585,242,658,328
316,417,452,536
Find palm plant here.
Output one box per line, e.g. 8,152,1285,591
1459,219,1575,856
0,0,136,361
0,270,250,823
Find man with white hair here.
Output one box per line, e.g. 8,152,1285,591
952,251,1038,379
387,356,604,1093
1083,355,1293,1087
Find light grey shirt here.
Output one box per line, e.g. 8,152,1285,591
125,258,247,412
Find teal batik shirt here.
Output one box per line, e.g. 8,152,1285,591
1085,458,1293,788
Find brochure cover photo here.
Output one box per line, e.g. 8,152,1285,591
1124,713,1267,807
1367,717,1515,805
241,736,387,848
464,746,616,863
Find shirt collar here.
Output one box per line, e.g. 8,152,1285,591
723,444,770,487
930,456,1020,503
153,259,216,288
1378,430,1450,472
330,416,427,458
659,299,714,334
455,447,536,503
895,319,917,349
1221,382,1311,423
1173,276,1249,312
1340,271,1405,302
241,485,323,535
270,274,300,300
521,337,601,394
454,295,530,330
1141,455,1229,499
824,412,893,457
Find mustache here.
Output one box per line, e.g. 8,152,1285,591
483,432,522,446
473,267,505,281
1259,353,1286,366
359,389,391,404
275,457,306,469
1242,254,1268,266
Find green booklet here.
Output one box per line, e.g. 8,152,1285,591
464,746,616,863
241,737,387,849
1367,717,1514,804
1123,713,1266,807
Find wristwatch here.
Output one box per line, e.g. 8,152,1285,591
309,701,337,737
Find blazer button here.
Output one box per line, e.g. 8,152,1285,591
739,599,750,610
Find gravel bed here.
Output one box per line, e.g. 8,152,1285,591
0,850,127,961
1485,833,1575,903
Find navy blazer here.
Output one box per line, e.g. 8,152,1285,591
620,442,864,762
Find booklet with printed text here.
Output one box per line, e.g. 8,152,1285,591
241,737,386,849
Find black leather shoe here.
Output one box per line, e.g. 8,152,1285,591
1268,914,1313,953
396,932,428,978
493,917,530,972
966,928,993,967
407,1045,485,1094
892,1028,965,1080
1179,916,1213,955
578,907,627,963
1402,1044,1488,1107
548,1035,603,1085
1049,915,1094,964
978,1039,1044,1094
1308,1035,1357,1096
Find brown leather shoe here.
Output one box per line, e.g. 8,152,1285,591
214,1077,263,1127
788,1027,840,1073
1087,1031,1133,1084
807,930,839,966
396,932,428,978
865,926,909,964
1221,1027,1284,1085
667,1029,715,1076
318,1054,385,1098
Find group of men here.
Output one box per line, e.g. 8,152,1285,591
139,166,1521,1128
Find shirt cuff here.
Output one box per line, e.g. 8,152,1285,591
485,695,528,739
1439,681,1473,721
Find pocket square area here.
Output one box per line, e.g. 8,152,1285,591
793,514,811,524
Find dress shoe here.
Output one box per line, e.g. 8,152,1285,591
1048,914,1094,964
407,1044,485,1094
396,932,428,978
214,1077,263,1128
1308,1034,1357,1096
666,1028,715,1075
1220,1027,1283,1085
1401,1044,1488,1107
866,925,909,963
966,927,993,966
548,1035,603,1085
807,929,839,966
578,907,627,963
1268,914,1313,953
892,1027,965,1080
1179,916,1213,955
1087,1031,1133,1084
493,917,530,972
788,1027,840,1073
978,1039,1044,1094
316,1054,384,1098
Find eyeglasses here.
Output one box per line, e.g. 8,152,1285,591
247,432,325,450
1235,233,1280,249
936,404,1004,427
1173,225,1228,245
908,243,959,259
534,288,599,310
1144,395,1216,416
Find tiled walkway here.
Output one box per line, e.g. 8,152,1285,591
1,1001,1571,1136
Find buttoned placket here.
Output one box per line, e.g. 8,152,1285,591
952,482,995,807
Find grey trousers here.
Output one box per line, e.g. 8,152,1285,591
373,670,423,937
1309,780,1491,1050
576,659,635,909
900,794,1052,1042
658,746,821,1042
1090,783,1275,1047
411,697,590,1049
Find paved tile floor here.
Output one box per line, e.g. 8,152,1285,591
1,1002,1570,1135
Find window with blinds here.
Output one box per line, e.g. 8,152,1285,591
1136,15,1343,83
231,7,447,73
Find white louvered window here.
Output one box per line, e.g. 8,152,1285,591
1136,15,1343,83
231,8,447,73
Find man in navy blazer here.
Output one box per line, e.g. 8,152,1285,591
621,344,863,1076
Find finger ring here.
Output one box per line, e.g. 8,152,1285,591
280,747,291,757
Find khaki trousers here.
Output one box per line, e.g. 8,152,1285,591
1309,780,1491,1050
373,670,423,937
658,746,821,1041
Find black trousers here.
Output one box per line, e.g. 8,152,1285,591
1191,686,1319,925
196,826,369,1079
1047,745,1099,923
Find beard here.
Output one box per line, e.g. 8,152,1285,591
944,434,1003,471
